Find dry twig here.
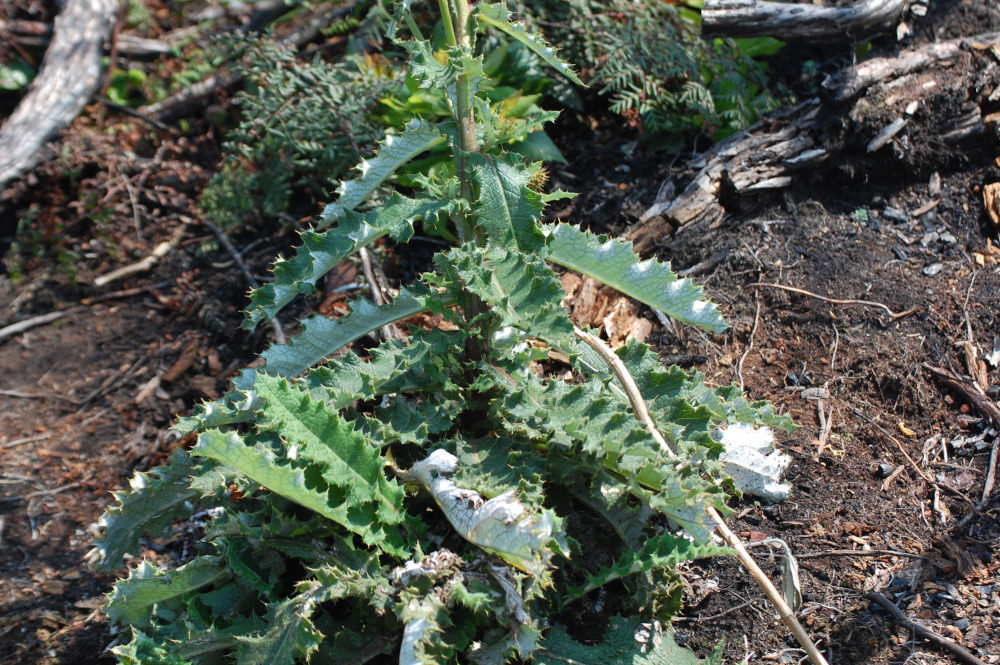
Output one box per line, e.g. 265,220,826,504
752,282,917,322
93,222,187,287
202,219,286,344
864,591,988,665
573,326,830,665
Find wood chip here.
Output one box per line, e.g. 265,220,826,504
985,182,1000,227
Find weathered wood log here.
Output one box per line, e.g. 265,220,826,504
702,0,910,41
629,31,1000,254
0,0,118,194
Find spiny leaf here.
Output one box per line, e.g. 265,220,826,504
323,118,446,223
174,382,260,435
261,285,443,378
474,3,584,86
407,40,487,108
91,450,198,571
192,429,407,556
567,532,732,601
253,373,407,533
245,192,452,328
544,223,727,333
111,630,194,665
537,615,723,665
445,244,573,344
107,556,230,628
235,582,327,665
303,328,464,407
467,152,545,252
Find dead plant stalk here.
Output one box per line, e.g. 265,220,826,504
574,326,830,665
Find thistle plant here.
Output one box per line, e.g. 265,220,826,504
92,2,798,664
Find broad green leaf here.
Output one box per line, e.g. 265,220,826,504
545,223,727,333
261,286,443,378
511,130,566,164
473,3,584,86
253,373,407,534
107,556,229,628
245,192,452,328
467,153,545,252
91,450,197,571
537,616,723,665
322,118,446,223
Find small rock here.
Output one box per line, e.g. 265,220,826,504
883,206,908,223
878,462,896,477
921,231,939,246
923,262,944,276
929,171,941,196
939,231,956,244
955,618,971,631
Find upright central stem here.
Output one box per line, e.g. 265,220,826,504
447,0,479,246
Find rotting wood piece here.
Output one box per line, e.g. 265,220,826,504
630,31,1000,254
702,0,909,41
0,0,119,194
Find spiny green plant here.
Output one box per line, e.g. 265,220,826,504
93,2,792,663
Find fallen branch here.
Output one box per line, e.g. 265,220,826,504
0,0,118,193
93,223,187,287
702,0,909,41
922,363,1000,427
751,282,918,322
139,0,360,123
864,591,988,665
574,326,830,665
0,389,80,405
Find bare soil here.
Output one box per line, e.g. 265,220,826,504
1,1,999,664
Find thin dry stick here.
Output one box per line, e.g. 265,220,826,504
359,247,403,342
752,282,917,321
93,222,187,287
573,326,830,665
737,296,761,391
1,432,54,449
851,407,973,506
797,548,927,560
864,592,987,665
202,219,285,344
0,307,86,342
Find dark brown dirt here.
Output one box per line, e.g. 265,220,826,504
2,1,999,664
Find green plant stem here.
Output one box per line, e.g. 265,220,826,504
436,0,457,48
441,0,486,361
450,0,478,246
